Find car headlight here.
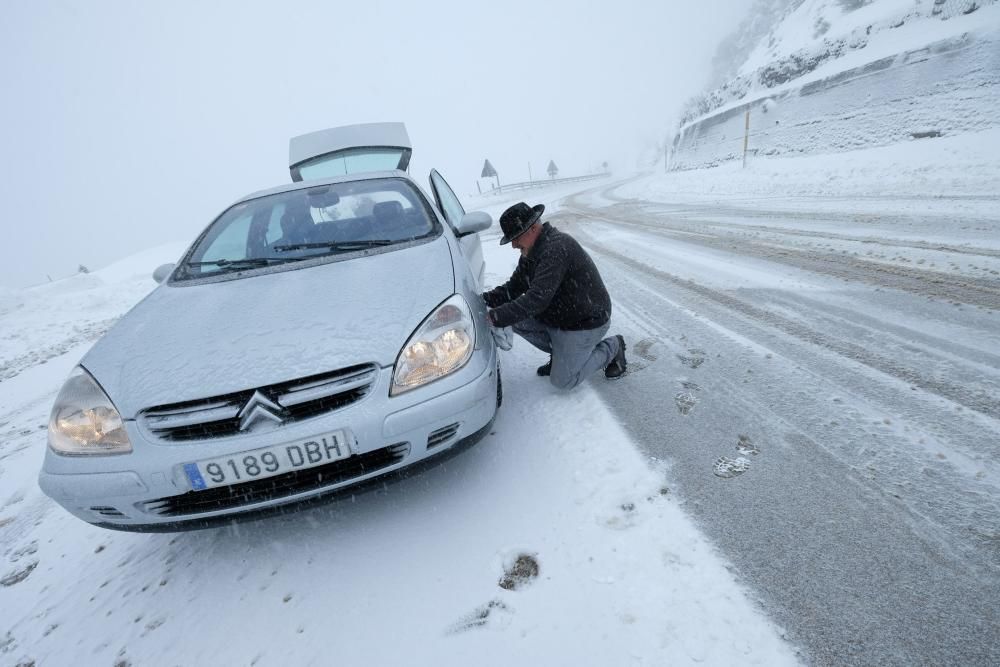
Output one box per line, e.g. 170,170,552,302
391,294,475,395
47,367,132,456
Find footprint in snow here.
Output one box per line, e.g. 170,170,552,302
499,553,540,591
713,456,751,479
10,541,38,562
622,360,648,375
140,618,165,638
675,391,698,415
604,502,640,530
736,434,760,456
633,338,658,362
677,349,707,369
1,561,38,587
446,600,512,634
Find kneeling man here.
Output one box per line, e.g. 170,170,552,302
482,201,626,390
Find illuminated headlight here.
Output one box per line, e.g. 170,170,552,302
392,294,475,395
47,367,132,456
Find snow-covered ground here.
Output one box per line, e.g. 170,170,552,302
0,183,800,665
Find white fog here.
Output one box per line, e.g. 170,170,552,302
0,0,748,289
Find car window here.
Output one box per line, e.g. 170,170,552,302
176,178,440,281
200,213,253,262
429,170,466,229
297,148,407,181
264,204,291,245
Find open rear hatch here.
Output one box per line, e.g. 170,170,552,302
289,122,412,182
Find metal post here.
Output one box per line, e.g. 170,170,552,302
528,162,533,183
742,108,751,169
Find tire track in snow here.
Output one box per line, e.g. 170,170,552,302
569,223,1000,420
566,206,1000,309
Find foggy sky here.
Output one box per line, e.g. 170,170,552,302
0,0,751,288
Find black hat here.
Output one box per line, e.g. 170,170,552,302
499,202,545,245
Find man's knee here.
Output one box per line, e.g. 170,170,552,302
549,370,581,391
513,320,552,353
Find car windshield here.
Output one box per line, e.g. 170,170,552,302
176,177,438,280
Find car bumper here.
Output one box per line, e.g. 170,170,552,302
39,348,498,531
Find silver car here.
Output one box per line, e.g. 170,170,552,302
39,123,501,531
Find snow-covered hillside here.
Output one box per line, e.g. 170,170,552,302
685,0,997,126
670,0,1000,170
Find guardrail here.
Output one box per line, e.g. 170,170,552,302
481,172,611,194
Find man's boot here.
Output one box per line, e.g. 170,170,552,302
537,357,552,376
605,335,627,379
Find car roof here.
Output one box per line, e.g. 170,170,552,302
232,169,417,205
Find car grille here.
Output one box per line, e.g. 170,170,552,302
139,442,410,517
140,364,379,442
427,422,460,449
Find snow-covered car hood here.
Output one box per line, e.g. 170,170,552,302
82,239,456,418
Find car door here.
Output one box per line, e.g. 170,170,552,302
429,169,485,288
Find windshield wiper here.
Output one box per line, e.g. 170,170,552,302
272,240,396,252
184,258,298,270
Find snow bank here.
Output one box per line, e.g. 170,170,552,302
94,242,189,285
0,243,187,380
642,127,1000,202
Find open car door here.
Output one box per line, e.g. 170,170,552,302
429,169,485,288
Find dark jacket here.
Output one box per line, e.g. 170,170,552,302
483,223,611,330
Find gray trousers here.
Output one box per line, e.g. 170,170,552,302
512,317,620,391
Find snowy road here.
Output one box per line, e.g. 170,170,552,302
564,182,1000,666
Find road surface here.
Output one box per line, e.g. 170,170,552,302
563,183,1000,666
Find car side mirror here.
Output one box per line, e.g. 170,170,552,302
152,263,176,283
455,211,492,237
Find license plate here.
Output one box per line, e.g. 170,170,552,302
183,430,351,491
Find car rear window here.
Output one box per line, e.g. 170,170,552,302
176,178,438,280
296,147,408,180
